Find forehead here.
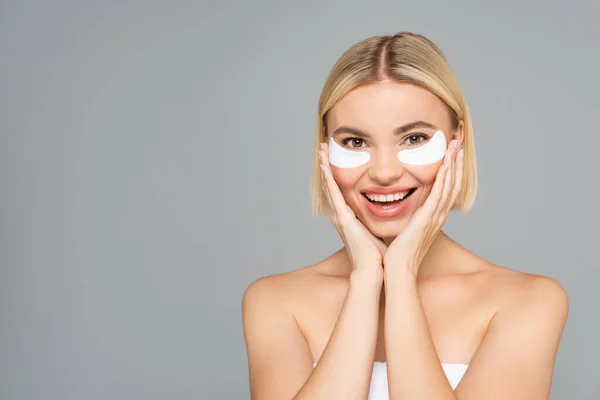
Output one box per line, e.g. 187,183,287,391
327,82,451,131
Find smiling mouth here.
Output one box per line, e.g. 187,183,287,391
362,188,417,207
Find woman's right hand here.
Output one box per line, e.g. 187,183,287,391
318,141,387,278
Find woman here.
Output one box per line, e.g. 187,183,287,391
242,32,568,399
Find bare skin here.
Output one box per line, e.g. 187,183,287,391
243,82,568,400
291,233,499,365
244,238,566,399
248,237,526,366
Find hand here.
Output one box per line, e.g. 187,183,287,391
319,142,388,278
383,139,464,278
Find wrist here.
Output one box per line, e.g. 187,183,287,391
383,264,417,286
350,268,384,290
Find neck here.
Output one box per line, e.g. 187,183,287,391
377,231,458,312
384,230,458,279
417,230,459,278
335,230,461,279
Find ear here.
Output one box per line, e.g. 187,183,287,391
453,120,465,145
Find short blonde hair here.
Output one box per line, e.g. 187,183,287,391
311,32,477,216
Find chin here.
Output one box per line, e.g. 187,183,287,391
360,216,410,241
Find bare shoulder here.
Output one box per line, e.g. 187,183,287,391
242,264,325,312
456,263,570,398
242,271,294,309
241,262,335,344
480,262,569,322
241,264,330,398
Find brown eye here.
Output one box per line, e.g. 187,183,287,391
405,134,429,147
408,135,423,144
350,139,363,148
341,138,365,149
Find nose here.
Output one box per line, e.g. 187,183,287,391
367,148,405,185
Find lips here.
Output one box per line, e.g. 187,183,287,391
362,188,417,218
361,186,416,196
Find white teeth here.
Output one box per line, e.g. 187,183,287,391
365,191,410,202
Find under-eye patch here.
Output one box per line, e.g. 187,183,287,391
327,130,447,169
328,136,370,168
397,130,447,166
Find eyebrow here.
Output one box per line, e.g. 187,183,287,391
332,120,437,138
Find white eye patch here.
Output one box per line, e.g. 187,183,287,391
327,129,447,169
328,136,371,168
397,130,447,165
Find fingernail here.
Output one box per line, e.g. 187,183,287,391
459,149,464,158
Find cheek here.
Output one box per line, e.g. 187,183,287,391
331,167,363,203
405,163,442,187
331,167,361,189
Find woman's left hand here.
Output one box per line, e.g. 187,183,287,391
383,139,464,279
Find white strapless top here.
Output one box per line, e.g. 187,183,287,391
312,361,468,399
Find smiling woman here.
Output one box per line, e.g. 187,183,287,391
242,31,568,400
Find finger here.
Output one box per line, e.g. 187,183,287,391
319,149,335,211
320,142,354,219
319,151,342,229
437,140,458,216
319,148,338,213
321,169,335,213
448,147,464,211
420,145,452,216
409,164,447,231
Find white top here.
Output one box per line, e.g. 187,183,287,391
312,361,468,399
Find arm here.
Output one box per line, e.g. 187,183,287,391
383,271,568,400
242,269,383,400
453,275,569,399
384,268,458,399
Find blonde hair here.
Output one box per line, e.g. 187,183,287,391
311,31,477,216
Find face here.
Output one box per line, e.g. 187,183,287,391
325,81,463,239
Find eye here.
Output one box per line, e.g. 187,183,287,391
404,133,429,147
341,137,366,149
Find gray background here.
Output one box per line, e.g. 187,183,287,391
1,0,598,399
